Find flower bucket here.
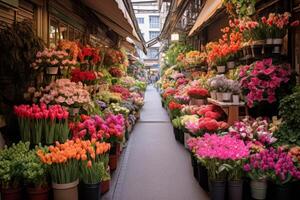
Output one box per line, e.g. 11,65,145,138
109,154,118,171
184,132,191,149
216,93,223,102
273,38,283,45
1,187,23,200
210,91,217,99
266,38,273,44
190,154,199,180
217,66,226,73
178,129,184,145
222,92,232,102
210,180,226,200
52,179,79,200
27,186,49,200
173,127,179,140
232,95,239,104
228,180,243,200
80,182,101,200
272,183,292,200
46,67,59,75
250,179,267,200
227,61,235,69
100,180,110,194
197,163,209,192
190,98,205,106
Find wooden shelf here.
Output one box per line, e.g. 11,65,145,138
207,98,245,106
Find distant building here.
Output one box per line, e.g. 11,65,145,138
132,0,161,71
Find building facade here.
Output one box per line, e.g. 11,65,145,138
132,0,160,70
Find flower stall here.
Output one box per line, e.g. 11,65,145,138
159,1,300,199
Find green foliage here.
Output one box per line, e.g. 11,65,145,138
276,87,300,145
80,161,106,184
0,20,44,102
165,42,192,66
224,0,256,17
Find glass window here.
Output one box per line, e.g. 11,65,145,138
148,48,159,59
149,31,160,40
149,16,159,28
49,19,59,47
137,17,144,24
59,23,68,40
69,27,75,41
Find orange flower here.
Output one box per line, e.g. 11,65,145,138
87,160,92,168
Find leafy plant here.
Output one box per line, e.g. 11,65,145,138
0,20,44,103
224,0,256,17
165,42,192,66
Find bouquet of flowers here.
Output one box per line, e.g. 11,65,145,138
95,90,122,104
104,49,125,65
168,101,183,118
239,59,292,107
185,51,207,66
185,117,228,136
37,79,91,109
109,67,124,78
187,87,208,99
229,117,277,149
71,68,97,84
244,147,300,184
110,85,131,100
110,103,130,116
58,40,80,61
188,134,249,180
14,104,69,144
78,46,101,70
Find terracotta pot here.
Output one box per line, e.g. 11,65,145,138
1,187,23,200
46,67,59,75
250,179,267,200
109,154,118,171
27,186,49,200
100,180,110,194
52,179,79,200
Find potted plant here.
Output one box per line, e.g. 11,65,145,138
187,87,209,106
227,159,247,200
230,81,240,104
79,141,110,200
37,140,81,200
23,149,49,200
0,142,31,200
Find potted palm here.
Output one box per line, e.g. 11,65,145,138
23,149,49,200
0,142,30,200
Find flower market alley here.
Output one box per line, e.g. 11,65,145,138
103,86,209,200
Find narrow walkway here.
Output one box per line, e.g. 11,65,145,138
105,86,209,200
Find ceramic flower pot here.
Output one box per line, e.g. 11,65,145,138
27,186,49,200
52,179,79,200
273,38,283,45
232,95,240,104
217,66,226,73
250,179,267,200
227,61,235,69
210,180,226,200
1,186,23,200
228,180,243,200
266,38,273,44
210,91,217,100
216,93,223,102
80,182,101,200
100,180,110,194
222,92,232,102
46,66,59,75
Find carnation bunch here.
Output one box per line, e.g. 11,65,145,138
187,87,208,99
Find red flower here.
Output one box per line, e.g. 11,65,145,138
291,20,300,27
168,101,183,111
187,87,208,99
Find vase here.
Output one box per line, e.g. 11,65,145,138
52,179,79,200
80,182,101,200
1,186,23,200
210,91,217,99
184,132,191,149
210,180,226,200
250,179,267,200
222,92,232,102
216,92,223,102
27,186,49,200
217,66,226,73
232,95,240,104
190,98,205,106
46,67,59,75
273,38,283,45
197,163,209,192
266,38,273,44
100,180,110,194
228,180,243,200
227,61,235,69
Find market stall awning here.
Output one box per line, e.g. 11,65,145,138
80,0,145,51
188,0,223,36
